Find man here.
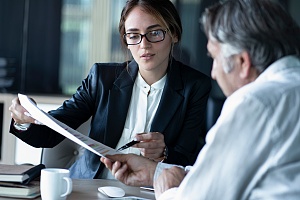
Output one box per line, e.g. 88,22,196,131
101,0,300,199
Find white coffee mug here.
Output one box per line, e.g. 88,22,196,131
40,168,72,200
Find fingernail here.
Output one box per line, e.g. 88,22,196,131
24,112,31,117
35,120,43,125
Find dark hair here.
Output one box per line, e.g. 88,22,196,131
201,0,300,73
119,0,182,49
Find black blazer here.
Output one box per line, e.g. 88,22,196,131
11,59,211,179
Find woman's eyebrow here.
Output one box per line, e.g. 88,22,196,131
126,28,139,32
147,24,162,30
126,24,162,32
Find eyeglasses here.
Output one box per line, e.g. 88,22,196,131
124,29,167,45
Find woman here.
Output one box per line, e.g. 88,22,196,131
9,0,211,179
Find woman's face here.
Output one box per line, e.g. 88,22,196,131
124,6,177,76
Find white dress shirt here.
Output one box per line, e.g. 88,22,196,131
157,56,300,199
100,72,166,179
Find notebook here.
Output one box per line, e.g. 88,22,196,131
0,164,45,183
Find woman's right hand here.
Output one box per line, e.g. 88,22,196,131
8,97,37,124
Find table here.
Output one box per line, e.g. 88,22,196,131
0,179,155,200
68,179,155,199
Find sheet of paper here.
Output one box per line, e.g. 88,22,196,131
18,93,121,157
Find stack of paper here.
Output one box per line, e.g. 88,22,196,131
18,93,122,157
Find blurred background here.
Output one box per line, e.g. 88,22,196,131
0,0,299,96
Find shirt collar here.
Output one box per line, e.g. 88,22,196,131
136,72,167,90
256,55,300,82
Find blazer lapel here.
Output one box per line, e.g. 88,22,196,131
105,61,139,148
151,60,183,132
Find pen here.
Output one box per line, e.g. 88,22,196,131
117,140,140,151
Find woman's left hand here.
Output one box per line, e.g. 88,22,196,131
133,132,166,162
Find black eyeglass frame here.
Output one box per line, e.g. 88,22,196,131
123,29,168,45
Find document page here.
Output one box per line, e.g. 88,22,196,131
18,93,121,157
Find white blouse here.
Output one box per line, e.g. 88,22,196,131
100,72,166,179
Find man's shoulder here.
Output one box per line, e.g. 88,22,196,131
229,73,300,112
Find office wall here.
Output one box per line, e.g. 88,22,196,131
0,94,16,164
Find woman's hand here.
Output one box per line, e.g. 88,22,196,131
134,132,166,162
8,97,39,124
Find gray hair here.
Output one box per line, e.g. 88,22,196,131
201,0,300,74
220,40,242,73
209,33,241,73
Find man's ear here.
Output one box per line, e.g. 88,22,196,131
239,52,252,79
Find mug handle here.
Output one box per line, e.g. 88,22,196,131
61,177,73,197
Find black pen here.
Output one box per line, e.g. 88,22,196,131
117,140,140,151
